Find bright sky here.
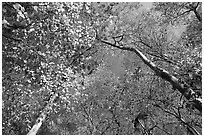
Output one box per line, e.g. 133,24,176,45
140,2,153,10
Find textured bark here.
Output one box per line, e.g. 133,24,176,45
100,39,202,113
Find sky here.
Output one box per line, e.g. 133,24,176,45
140,2,153,11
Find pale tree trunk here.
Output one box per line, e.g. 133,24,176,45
100,39,202,113
27,115,45,135
27,91,59,135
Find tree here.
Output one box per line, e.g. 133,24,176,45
2,2,202,135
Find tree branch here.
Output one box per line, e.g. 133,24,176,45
99,39,202,113
3,34,23,42
154,104,200,135
145,51,180,66
27,89,60,135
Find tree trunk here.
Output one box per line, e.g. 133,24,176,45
27,91,59,135
100,39,202,113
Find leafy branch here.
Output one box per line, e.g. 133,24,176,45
97,36,202,113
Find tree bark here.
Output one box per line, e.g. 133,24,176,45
100,39,202,113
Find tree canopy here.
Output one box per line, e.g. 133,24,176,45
2,2,202,135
